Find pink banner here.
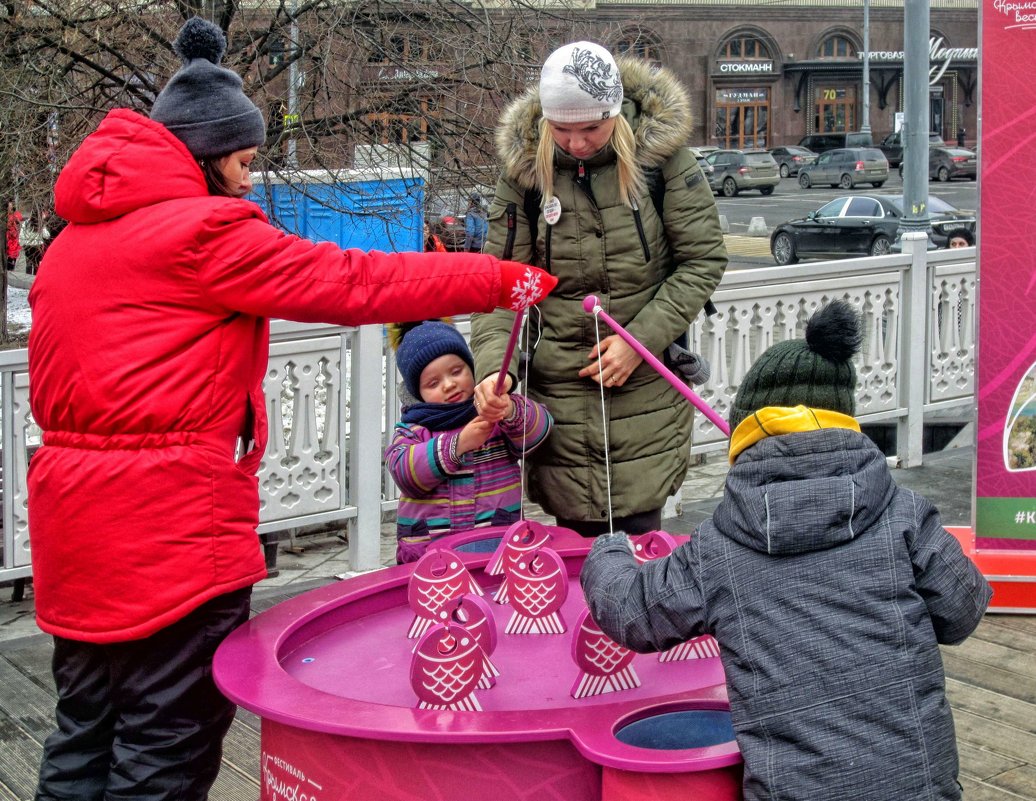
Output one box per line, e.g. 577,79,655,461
974,1,1036,549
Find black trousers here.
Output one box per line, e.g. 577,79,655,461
35,588,251,801
555,508,663,538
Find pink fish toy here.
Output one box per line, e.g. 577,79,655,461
630,530,679,564
410,623,483,711
488,518,553,604
438,593,499,689
659,634,721,663
504,546,568,635
406,548,483,639
570,608,641,699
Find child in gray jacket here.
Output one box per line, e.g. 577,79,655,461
581,300,991,801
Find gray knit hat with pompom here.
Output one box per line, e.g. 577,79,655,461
728,301,863,431
151,17,266,159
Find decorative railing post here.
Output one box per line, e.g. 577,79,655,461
898,232,931,467
349,324,385,571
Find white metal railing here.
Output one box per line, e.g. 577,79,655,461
0,241,976,581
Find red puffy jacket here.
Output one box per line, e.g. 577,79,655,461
28,109,505,642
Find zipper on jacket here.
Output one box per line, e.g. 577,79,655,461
630,197,651,262
502,202,517,261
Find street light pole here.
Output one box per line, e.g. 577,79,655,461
861,0,871,134
899,0,931,237
286,0,300,168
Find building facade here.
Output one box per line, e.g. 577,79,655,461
587,0,979,149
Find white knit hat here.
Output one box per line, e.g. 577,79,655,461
539,42,624,123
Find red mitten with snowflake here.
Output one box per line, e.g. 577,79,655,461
498,262,557,311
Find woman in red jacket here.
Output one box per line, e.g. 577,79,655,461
28,18,553,801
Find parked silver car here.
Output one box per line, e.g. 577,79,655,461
704,149,780,197
769,145,819,178
797,147,889,190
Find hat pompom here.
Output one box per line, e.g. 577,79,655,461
173,17,227,64
805,300,862,363
387,318,453,351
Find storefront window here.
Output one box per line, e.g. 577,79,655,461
715,88,769,149
814,85,857,132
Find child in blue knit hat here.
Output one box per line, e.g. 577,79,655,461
385,320,553,563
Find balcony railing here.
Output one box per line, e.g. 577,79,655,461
0,236,974,581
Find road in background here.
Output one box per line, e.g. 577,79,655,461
717,171,978,269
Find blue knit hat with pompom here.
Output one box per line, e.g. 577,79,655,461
394,322,474,400
151,17,266,159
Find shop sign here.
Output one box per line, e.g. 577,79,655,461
716,88,768,104
859,36,978,84
716,60,774,74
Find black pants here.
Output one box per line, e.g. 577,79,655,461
556,508,663,537
23,245,44,275
35,588,251,801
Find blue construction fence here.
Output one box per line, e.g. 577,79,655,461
249,169,425,253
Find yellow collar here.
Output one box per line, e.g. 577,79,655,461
729,406,861,464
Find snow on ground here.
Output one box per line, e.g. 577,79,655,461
7,286,31,332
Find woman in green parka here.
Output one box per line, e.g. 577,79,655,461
471,41,727,536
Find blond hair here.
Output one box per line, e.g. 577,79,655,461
534,116,645,210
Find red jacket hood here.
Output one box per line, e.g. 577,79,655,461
55,109,208,224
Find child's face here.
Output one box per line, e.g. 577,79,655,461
418,354,475,404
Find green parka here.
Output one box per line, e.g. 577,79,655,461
471,57,727,522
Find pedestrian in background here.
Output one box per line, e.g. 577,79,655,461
28,17,554,801
464,194,488,252
6,201,22,271
582,301,991,801
19,209,50,275
471,41,726,537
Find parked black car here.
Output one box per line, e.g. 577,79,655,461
878,131,945,167
768,145,819,178
898,146,977,182
796,131,873,154
771,195,899,264
770,193,976,264
704,149,780,197
796,147,889,189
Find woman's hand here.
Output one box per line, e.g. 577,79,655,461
578,335,643,388
473,373,514,423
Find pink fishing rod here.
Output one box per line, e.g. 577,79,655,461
582,295,730,437
494,311,524,395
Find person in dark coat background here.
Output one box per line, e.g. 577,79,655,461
581,300,991,801
28,17,554,801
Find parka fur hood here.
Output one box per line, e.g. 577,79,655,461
495,57,693,190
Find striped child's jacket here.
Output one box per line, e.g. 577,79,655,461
386,395,552,563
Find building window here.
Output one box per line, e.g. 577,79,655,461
818,36,856,59
616,37,661,63
715,87,770,149
362,97,437,145
721,36,770,61
814,85,857,132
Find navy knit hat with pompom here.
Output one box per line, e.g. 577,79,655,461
151,17,266,159
728,301,863,431
394,321,475,401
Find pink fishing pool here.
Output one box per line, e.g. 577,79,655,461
213,525,743,801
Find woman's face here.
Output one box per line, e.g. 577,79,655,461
215,148,258,198
546,118,617,160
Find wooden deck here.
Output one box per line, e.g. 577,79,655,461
1,594,1033,800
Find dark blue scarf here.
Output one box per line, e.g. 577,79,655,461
401,399,478,432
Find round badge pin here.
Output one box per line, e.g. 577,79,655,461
543,196,562,226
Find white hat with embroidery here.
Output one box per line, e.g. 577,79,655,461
539,41,624,123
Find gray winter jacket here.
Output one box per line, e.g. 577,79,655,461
581,428,991,801
471,57,727,522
